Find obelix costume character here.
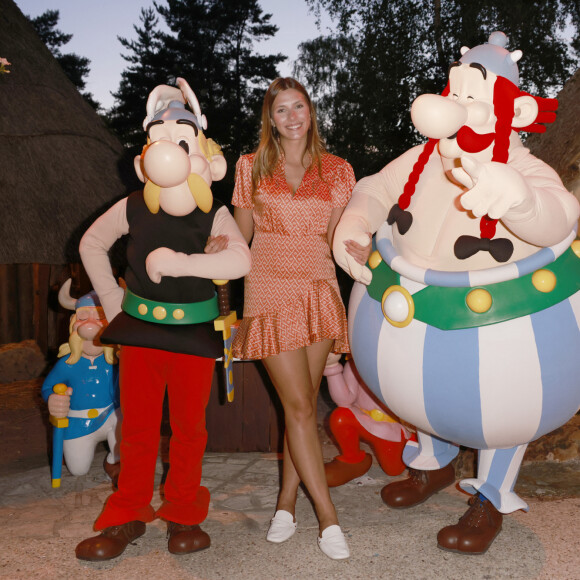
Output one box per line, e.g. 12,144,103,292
76,79,251,560
333,33,580,554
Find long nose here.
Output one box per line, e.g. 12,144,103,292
411,94,468,139
143,140,191,187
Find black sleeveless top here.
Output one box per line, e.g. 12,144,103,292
101,191,223,358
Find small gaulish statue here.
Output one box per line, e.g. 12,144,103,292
323,353,413,486
42,279,120,488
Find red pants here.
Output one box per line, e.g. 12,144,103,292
95,346,215,529
330,407,407,476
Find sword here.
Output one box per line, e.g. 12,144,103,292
213,280,236,403
49,383,69,488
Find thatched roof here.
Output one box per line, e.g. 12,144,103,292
0,0,129,264
526,68,580,200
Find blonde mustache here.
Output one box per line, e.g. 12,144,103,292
59,330,117,366
143,174,213,215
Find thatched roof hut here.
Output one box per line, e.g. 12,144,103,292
526,68,580,200
0,0,133,352
0,0,128,265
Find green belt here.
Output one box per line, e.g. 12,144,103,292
366,242,580,330
122,288,219,325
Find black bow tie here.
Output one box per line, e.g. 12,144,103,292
454,235,514,263
387,204,413,235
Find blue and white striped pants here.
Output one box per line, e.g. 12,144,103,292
349,282,580,513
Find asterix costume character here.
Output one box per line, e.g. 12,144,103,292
75,78,251,560
333,32,580,554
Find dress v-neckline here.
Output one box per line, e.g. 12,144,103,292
284,163,308,197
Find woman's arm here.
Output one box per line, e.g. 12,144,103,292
234,207,255,245
327,206,345,247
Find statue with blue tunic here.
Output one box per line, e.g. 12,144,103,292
42,279,120,487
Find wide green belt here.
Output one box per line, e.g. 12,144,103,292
122,288,219,325
366,242,580,330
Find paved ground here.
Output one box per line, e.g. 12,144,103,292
1,434,579,580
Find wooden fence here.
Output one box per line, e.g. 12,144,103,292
0,263,92,357
0,263,284,453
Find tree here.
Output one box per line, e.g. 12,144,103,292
154,0,285,158
108,0,286,201
27,9,99,110
301,0,579,178
294,35,369,171
108,8,168,155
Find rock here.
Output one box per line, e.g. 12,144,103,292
525,413,580,463
0,377,44,410
0,340,46,382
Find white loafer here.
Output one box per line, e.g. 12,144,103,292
318,525,350,560
266,510,297,543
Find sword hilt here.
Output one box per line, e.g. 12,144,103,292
50,383,69,488
53,383,68,396
212,280,236,403
213,279,231,316
49,383,69,429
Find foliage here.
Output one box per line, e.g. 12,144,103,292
107,8,168,158
107,0,286,201
300,0,579,178
27,9,99,110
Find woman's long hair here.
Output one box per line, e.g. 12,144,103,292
252,77,326,192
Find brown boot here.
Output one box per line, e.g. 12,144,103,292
324,453,373,487
75,520,146,561
167,522,211,555
437,494,503,554
381,464,455,508
103,457,121,489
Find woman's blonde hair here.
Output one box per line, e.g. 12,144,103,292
252,77,326,192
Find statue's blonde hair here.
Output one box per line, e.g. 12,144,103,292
59,314,117,365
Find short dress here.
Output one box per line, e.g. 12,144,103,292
231,152,356,360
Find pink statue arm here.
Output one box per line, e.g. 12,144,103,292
145,206,251,283
79,198,129,323
325,362,358,407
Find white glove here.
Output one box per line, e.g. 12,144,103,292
453,155,533,220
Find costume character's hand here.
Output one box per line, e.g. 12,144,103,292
146,247,177,283
47,388,73,418
340,231,373,285
453,156,533,220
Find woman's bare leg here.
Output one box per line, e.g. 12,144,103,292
263,339,337,533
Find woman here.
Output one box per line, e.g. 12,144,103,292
230,77,368,560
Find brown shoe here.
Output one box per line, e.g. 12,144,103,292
167,522,211,555
103,457,121,489
325,453,373,487
75,520,146,561
381,464,455,508
437,494,503,554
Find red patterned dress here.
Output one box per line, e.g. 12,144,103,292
231,152,356,359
